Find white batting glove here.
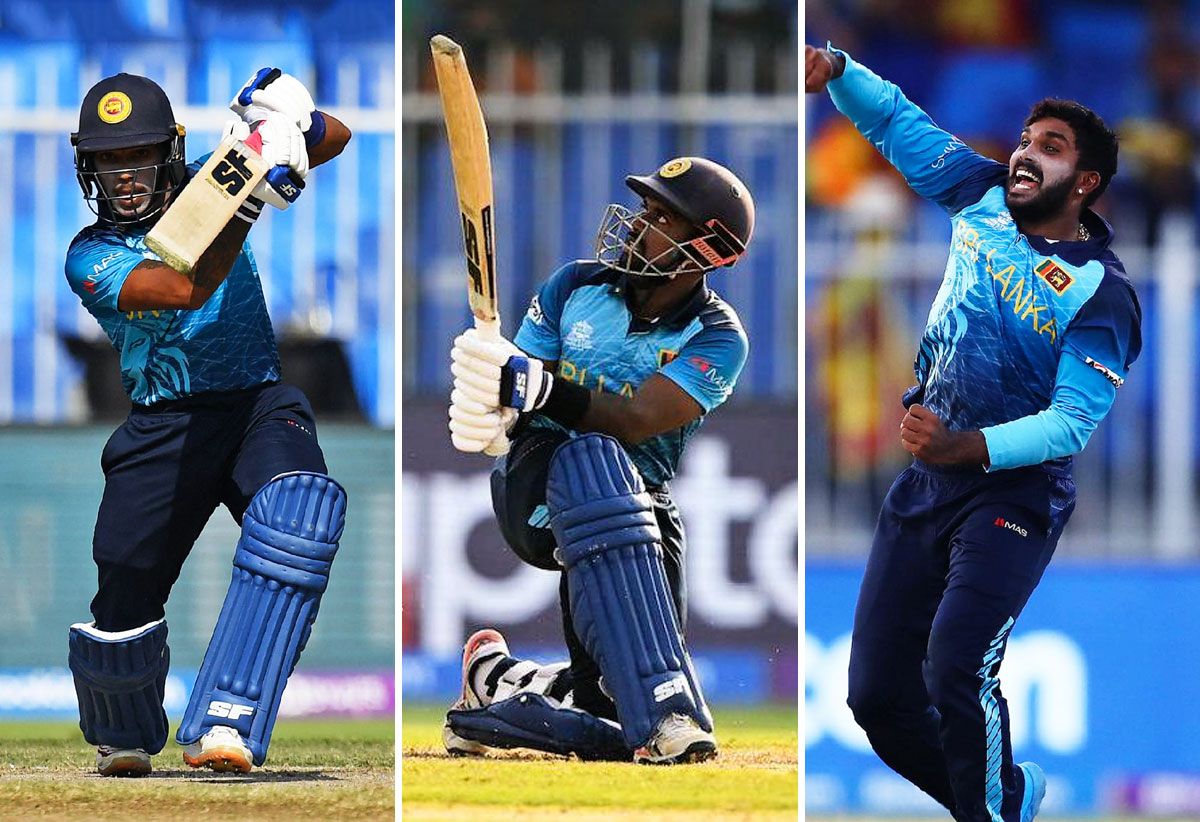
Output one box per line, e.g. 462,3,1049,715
221,117,307,211
449,328,523,454
231,68,315,133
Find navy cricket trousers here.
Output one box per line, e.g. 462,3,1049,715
90,383,327,632
847,460,1074,822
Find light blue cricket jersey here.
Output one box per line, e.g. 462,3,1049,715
828,49,1142,473
516,260,748,487
64,157,280,405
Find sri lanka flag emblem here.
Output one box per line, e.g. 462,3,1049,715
1035,259,1073,294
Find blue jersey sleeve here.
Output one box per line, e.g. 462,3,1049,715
1060,269,1142,388
64,231,143,317
659,322,747,413
515,262,587,360
826,47,1007,213
981,354,1118,470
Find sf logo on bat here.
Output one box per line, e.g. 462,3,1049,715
460,206,495,300
205,148,255,198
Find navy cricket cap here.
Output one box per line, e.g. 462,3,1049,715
72,73,181,152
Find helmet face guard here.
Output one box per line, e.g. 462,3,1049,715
595,203,746,277
74,134,186,229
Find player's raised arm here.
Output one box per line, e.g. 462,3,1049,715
806,42,1005,212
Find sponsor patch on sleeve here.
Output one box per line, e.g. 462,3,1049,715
526,294,544,325
1085,356,1124,388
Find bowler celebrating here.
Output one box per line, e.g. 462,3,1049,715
807,45,1141,821
65,70,350,776
441,157,753,764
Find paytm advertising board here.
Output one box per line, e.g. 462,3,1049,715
808,562,1200,817
402,400,798,705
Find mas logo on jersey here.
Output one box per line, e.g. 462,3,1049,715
657,349,679,367
659,158,692,178
1035,259,1074,295
98,92,132,124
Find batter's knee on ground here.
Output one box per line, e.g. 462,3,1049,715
547,433,711,749
176,471,346,765
68,618,170,753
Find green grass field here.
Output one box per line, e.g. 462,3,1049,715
0,718,394,822
401,702,798,822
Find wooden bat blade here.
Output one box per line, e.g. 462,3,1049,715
146,136,269,274
430,34,499,329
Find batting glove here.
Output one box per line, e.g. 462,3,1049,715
449,328,521,454
223,116,308,211
231,68,326,149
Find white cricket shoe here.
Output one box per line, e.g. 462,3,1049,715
96,745,151,777
633,713,718,765
183,725,253,773
442,628,510,756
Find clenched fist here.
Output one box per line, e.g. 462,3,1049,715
899,404,990,466
805,45,838,94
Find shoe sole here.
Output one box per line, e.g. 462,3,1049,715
183,747,253,774
97,755,151,777
634,740,718,765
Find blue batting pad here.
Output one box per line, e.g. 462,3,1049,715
68,619,170,753
547,434,711,749
176,472,346,765
448,693,629,761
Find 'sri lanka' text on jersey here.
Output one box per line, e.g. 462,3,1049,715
64,156,280,406
516,261,748,487
827,50,1141,467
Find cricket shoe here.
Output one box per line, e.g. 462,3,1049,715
96,746,151,777
443,628,510,756
183,725,253,773
1018,761,1047,822
633,713,718,765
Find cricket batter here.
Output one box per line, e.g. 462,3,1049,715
439,157,754,764
806,45,1141,821
64,70,350,776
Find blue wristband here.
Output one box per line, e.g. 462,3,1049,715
304,110,327,150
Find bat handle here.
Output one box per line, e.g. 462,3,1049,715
474,316,501,341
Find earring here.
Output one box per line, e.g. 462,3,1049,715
1077,188,1083,194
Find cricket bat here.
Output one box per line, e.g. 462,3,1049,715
431,35,511,455
430,34,501,340
145,131,270,275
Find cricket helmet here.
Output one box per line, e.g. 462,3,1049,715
596,156,755,276
71,73,187,228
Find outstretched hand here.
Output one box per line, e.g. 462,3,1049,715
900,404,990,466
805,45,837,94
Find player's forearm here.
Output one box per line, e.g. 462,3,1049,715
307,110,350,168
982,355,1119,470
121,217,251,311
188,216,253,298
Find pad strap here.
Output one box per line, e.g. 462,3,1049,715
68,619,170,753
547,434,711,748
176,472,346,764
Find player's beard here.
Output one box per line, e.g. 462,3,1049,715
1005,170,1076,226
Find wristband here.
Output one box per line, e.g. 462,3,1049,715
234,196,263,224
538,377,590,429
304,110,327,150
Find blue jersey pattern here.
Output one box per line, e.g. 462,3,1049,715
828,50,1141,472
516,261,748,487
64,156,280,405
